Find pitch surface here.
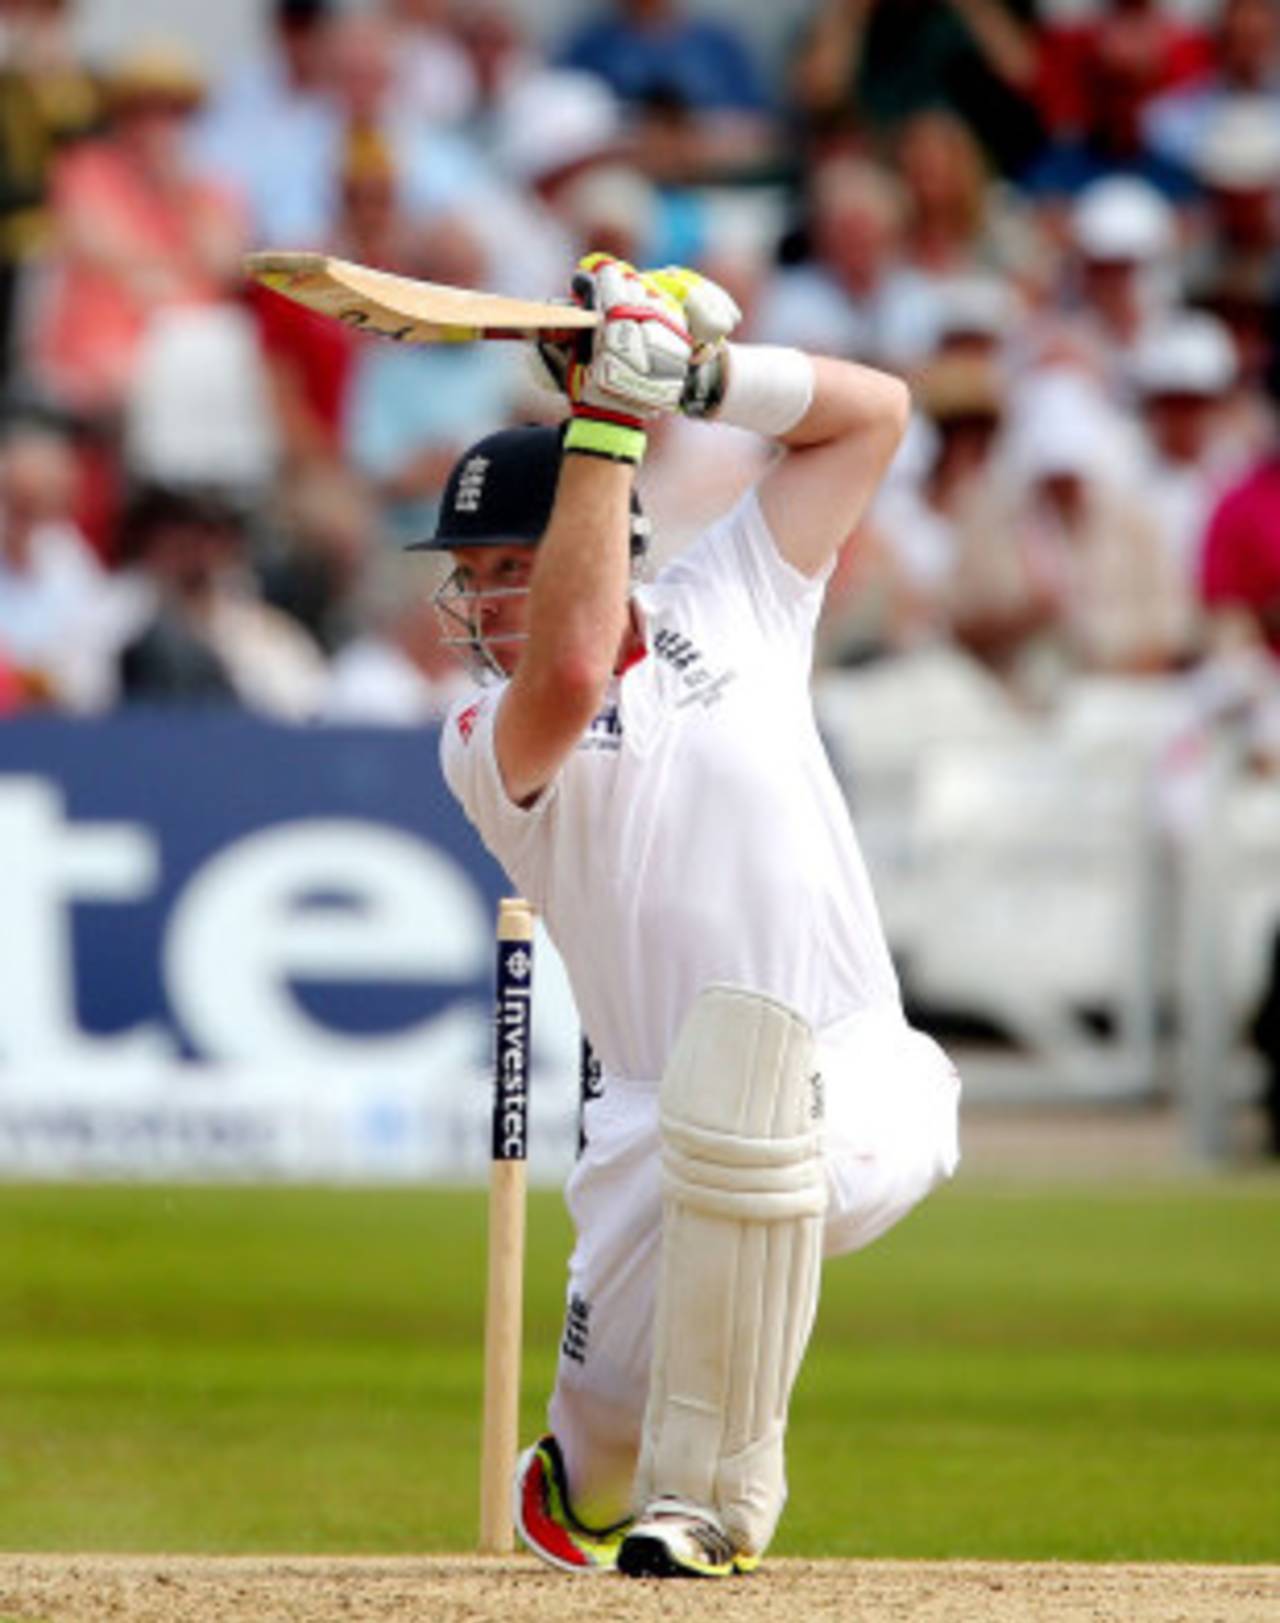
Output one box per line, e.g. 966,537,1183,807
3,1555,1280,1623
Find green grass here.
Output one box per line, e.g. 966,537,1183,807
0,1179,1277,1559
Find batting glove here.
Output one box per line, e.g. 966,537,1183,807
641,265,744,422
559,254,694,465
644,265,742,350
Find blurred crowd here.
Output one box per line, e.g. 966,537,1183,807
0,0,1278,754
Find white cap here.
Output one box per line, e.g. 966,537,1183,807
495,69,622,185
1133,312,1238,397
1006,368,1118,483
557,162,657,251
1194,95,1280,190
933,274,1017,341
1072,176,1174,263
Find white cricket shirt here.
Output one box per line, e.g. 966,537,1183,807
441,488,901,1085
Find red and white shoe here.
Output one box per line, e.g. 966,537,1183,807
512,1435,631,1574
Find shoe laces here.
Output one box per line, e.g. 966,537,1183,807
645,1498,735,1566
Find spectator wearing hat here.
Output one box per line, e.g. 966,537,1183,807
30,42,246,421
1184,96,1280,306
474,66,691,300
928,272,1028,365
1031,175,1181,404
947,368,1189,707
821,353,1007,665
1144,0,1280,175
1133,311,1249,595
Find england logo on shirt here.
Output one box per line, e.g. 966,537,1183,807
579,703,623,752
653,625,736,710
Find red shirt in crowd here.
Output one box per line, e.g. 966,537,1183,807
1034,13,1213,138
1200,455,1280,657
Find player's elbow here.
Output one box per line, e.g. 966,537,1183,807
873,372,912,446
543,646,613,727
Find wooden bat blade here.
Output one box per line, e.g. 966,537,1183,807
243,251,599,343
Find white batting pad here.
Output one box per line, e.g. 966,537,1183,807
633,985,826,1556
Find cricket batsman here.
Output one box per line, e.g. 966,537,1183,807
419,254,961,1578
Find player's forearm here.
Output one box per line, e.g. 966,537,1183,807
739,352,910,579
775,354,911,454
520,452,633,709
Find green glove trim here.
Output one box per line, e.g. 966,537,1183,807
564,416,647,465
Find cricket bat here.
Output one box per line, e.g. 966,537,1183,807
243,251,600,345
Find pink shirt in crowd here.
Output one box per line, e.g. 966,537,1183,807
1200,456,1280,657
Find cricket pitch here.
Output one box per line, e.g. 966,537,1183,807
2,1555,1278,1622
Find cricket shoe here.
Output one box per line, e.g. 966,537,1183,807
512,1435,631,1573
617,1497,759,1579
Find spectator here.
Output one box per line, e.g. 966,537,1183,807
1133,311,1247,592
947,369,1189,707
326,13,489,230
385,0,479,128
558,0,778,183
1027,0,1211,200
1184,96,1280,305
0,0,99,381
1198,311,1280,662
124,303,280,498
822,354,1006,664
322,553,471,724
1144,0,1280,174
790,0,1042,177
893,108,1036,289
453,2,544,141
0,422,127,709
204,9,489,250
344,220,520,545
191,0,337,246
561,0,769,115
1031,176,1180,404
754,154,937,368
928,271,1025,364
248,15,495,467
330,133,422,275
260,464,378,656
116,484,326,718
30,42,246,420
483,67,644,297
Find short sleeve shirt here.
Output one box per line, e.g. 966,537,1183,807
441,489,901,1084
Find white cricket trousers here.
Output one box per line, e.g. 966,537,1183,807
547,1003,962,1529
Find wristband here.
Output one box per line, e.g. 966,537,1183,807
564,416,648,465
705,343,815,438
